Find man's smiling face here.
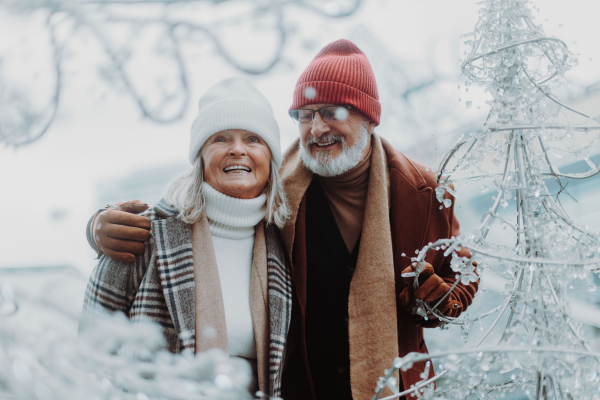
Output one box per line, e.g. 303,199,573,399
299,104,364,158
298,104,374,177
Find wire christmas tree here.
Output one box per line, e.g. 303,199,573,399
375,0,600,399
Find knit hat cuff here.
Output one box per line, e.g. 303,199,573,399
189,99,282,166
290,81,381,126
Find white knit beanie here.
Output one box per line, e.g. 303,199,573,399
189,77,282,167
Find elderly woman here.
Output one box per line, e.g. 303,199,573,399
82,77,292,398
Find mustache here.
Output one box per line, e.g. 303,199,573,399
304,134,345,146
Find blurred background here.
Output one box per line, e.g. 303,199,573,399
1,0,600,359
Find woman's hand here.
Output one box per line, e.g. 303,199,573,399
92,200,151,263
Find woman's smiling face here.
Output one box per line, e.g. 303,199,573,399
201,129,272,199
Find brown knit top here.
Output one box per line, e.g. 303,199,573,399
318,147,372,252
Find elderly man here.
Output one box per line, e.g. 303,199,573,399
87,39,478,400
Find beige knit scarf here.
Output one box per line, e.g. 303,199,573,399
348,134,399,399
191,215,270,393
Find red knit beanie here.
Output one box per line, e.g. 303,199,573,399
290,39,381,126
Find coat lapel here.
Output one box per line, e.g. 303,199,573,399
152,201,197,352
264,223,293,397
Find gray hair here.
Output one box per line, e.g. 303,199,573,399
163,156,290,229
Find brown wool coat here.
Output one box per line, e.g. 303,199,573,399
279,134,478,399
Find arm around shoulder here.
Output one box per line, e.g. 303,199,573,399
85,201,151,263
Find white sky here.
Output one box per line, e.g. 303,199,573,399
1,0,600,272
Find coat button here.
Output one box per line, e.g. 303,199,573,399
346,266,354,276
337,366,346,375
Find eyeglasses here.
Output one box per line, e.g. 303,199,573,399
288,105,352,125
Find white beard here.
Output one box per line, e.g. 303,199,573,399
299,123,369,177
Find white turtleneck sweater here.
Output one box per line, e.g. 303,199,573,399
201,182,266,360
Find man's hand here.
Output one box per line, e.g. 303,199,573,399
93,200,151,263
398,262,462,316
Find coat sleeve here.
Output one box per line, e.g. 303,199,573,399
82,233,152,317
421,187,479,328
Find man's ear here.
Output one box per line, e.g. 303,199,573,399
368,121,377,134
